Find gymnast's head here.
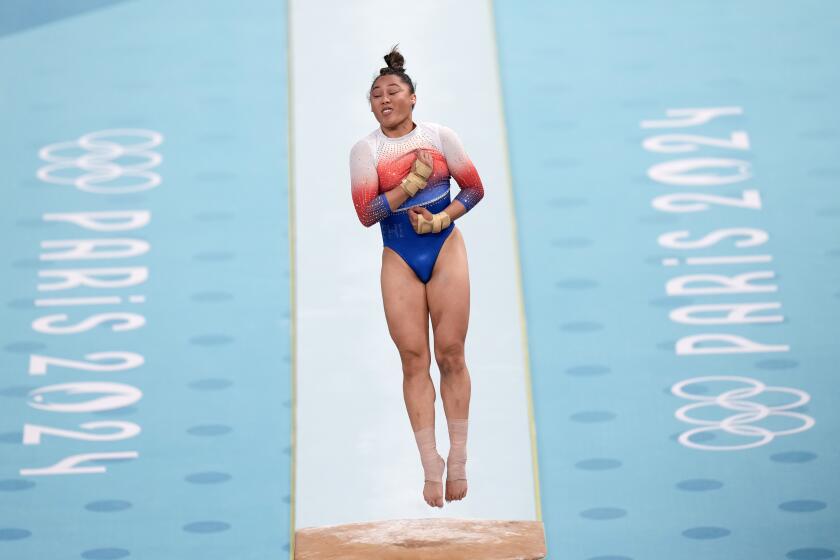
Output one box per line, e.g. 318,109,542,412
368,44,417,127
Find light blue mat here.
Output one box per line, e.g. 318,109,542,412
3,1,839,559
1,1,292,558
494,1,840,558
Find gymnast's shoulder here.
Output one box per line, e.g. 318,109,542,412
349,130,377,159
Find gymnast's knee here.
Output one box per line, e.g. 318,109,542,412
434,343,466,376
398,347,431,378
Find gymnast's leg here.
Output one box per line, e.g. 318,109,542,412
426,226,471,502
380,246,444,508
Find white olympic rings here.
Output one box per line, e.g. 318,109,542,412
37,129,163,194
672,375,814,451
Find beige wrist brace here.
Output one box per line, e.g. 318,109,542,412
414,210,451,234
399,158,433,197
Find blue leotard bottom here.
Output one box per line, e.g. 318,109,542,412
380,180,454,284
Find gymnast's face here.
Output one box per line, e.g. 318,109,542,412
370,75,415,128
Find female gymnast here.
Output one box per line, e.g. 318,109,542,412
349,45,485,508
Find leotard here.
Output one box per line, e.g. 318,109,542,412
349,121,484,283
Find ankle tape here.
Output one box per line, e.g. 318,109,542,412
446,418,468,480
413,426,444,482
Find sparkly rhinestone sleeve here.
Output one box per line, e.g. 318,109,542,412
350,139,391,227
439,125,484,213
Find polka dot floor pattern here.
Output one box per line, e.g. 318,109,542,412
495,1,840,558
2,0,839,558
1,1,292,559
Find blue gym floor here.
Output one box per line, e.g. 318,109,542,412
2,1,838,558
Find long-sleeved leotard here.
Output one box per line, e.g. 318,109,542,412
349,121,484,283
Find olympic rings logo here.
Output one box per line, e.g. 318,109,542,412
37,129,163,194
672,375,814,451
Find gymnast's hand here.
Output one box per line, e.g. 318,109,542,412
409,206,432,233
409,206,451,234
415,149,433,173
399,150,433,198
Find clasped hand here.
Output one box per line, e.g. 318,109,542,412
407,150,451,234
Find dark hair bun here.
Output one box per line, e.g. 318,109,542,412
380,44,405,75
368,44,415,98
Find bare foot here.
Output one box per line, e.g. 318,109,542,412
423,455,445,508
445,478,468,502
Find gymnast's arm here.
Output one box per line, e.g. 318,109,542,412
349,140,416,227
438,125,485,221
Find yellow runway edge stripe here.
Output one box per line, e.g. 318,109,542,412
488,0,543,522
